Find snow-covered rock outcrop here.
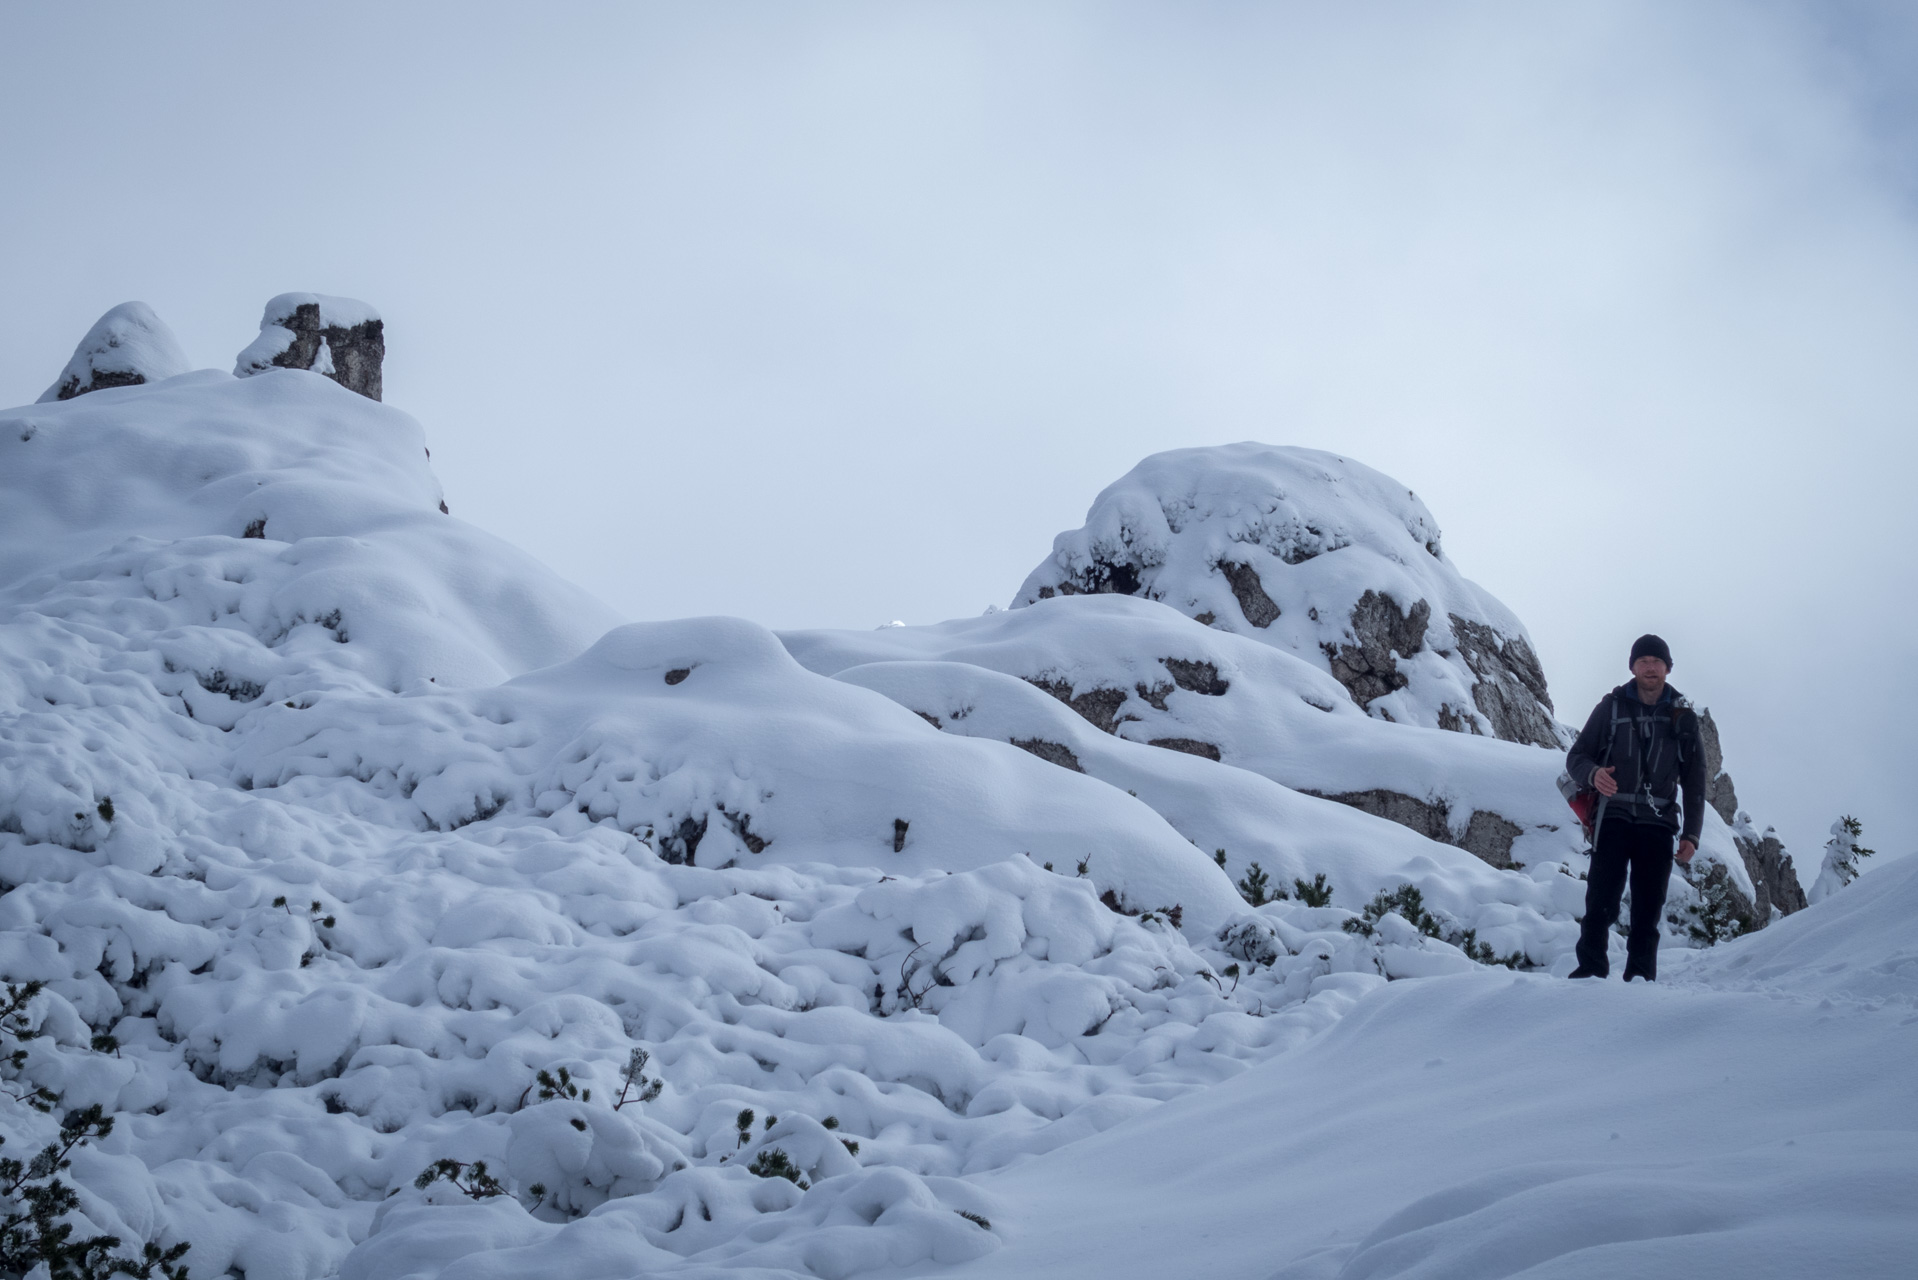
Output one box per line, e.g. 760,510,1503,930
1013,444,1565,749
38,301,192,402
236,293,386,401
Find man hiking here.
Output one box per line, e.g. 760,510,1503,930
1564,634,1706,981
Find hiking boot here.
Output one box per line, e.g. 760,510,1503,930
1623,971,1654,983
1567,966,1604,979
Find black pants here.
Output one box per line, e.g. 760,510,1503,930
1575,818,1675,979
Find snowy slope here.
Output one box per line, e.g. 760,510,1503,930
0,329,1895,1280
927,854,1918,1280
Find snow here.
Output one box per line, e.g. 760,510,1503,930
262,292,383,330
36,301,192,403
2,365,1912,1280
932,956,1916,1279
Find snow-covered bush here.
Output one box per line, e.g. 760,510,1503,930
0,984,190,1280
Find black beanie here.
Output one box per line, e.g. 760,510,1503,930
1630,634,1672,668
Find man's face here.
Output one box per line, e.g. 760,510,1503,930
1631,655,1670,689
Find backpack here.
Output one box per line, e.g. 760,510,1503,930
1555,691,1695,846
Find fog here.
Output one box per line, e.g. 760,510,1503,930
4,1,1914,872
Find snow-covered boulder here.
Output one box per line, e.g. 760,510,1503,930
1013,444,1565,748
235,292,385,400
38,301,192,402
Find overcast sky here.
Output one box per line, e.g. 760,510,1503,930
4,2,1915,874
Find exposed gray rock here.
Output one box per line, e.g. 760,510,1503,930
1038,557,1142,598
1694,708,1805,918
1163,658,1229,696
1308,787,1520,869
1459,811,1524,868
1447,615,1563,749
1028,679,1132,735
1147,738,1222,761
1733,830,1806,919
1217,560,1279,628
39,302,191,403
1324,591,1431,709
1133,681,1175,712
1010,739,1083,772
1135,658,1231,712
234,293,385,401
1697,708,1739,825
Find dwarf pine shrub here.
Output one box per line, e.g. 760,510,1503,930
1343,883,1441,938
612,1047,664,1110
536,1065,589,1103
1292,873,1333,907
2,983,193,1279
413,1158,507,1199
1236,862,1273,907
1680,864,1748,946
746,1148,810,1190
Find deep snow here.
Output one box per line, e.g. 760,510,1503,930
1,352,1908,1280
929,853,1918,1280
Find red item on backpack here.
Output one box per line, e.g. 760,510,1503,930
1556,771,1600,845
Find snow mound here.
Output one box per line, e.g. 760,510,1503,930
0,367,613,684
37,301,192,403
1678,852,1918,1005
1286,1134,1915,1280
1013,444,1565,747
933,967,1918,1280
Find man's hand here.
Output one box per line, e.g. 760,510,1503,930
1591,765,1618,797
1677,839,1697,866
